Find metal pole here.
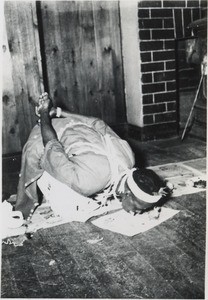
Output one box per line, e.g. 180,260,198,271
181,74,203,141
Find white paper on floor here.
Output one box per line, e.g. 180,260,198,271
3,159,205,240
166,175,206,197
150,160,206,197
91,207,180,237
1,199,123,239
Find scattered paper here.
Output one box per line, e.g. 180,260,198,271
169,175,207,197
1,199,122,239
92,207,180,236
150,161,206,197
2,159,205,241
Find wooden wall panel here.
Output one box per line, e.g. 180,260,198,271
4,1,44,150
41,1,101,117
92,1,126,123
39,1,71,109
108,2,126,122
2,14,21,154
3,1,126,154
40,1,126,125
93,1,116,123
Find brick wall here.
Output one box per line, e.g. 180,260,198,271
137,0,206,140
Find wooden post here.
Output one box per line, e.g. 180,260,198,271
2,13,21,154
120,1,143,127
4,1,44,148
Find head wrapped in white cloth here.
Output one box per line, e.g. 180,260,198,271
117,168,173,214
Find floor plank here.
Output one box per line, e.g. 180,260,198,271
70,221,182,299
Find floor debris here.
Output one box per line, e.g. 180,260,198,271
87,236,104,244
49,259,56,266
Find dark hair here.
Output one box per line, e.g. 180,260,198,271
121,168,172,214
132,168,166,195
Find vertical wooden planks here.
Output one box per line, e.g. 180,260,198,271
2,14,21,154
3,1,126,155
93,1,117,124
55,1,84,112
92,1,126,124
77,1,102,117
108,2,126,123
40,1,125,124
4,1,44,148
40,1,68,108
41,1,102,117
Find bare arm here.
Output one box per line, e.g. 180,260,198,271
37,92,111,139
38,93,58,146
40,112,58,146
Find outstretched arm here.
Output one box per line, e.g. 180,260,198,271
37,94,95,123
38,93,58,146
37,93,104,128
36,92,118,138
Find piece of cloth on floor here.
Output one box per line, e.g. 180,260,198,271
1,200,123,240
1,201,25,240
2,171,124,240
37,171,124,225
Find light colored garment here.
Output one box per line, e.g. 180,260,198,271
15,114,135,218
37,171,123,222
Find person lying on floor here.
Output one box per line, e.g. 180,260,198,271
15,92,172,221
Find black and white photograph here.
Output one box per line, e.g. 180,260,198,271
1,0,207,298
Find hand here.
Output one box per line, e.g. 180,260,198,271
36,92,53,116
157,182,174,197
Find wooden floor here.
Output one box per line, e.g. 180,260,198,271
1,136,207,299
